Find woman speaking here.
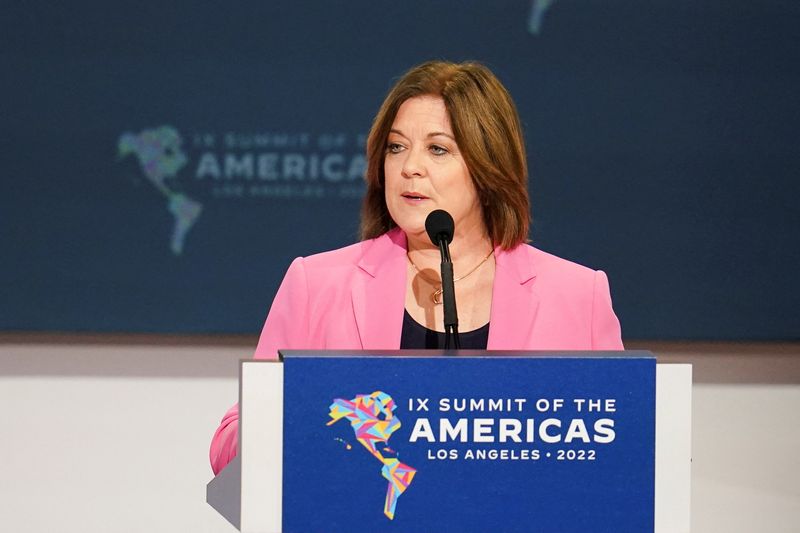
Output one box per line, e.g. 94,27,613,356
210,60,623,474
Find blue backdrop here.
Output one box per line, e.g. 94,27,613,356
2,1,798,339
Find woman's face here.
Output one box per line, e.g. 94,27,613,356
383,95,484,245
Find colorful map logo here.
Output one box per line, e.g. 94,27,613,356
327,391,417,520
118,126,202,255
530,0,558,35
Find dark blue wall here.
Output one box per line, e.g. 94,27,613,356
2,1,798,339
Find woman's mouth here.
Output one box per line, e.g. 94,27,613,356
402,192,429,201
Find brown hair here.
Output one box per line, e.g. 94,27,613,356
360,60,530,249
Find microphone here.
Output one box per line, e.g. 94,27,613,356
425,209,454,249
424,210,460,349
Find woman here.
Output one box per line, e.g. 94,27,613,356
210,61,623,474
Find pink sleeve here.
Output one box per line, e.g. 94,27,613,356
591,270,624,350
209,258,310,474
210,404,240,475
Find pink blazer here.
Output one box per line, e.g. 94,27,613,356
210,228,623,473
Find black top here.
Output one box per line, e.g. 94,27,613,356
400,309,490,349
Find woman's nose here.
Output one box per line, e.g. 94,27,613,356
401,147,425,178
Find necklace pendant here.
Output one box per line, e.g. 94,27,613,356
432,288,443,305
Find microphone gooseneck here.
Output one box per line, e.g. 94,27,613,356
424,210,460,349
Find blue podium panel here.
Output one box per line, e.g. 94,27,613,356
281,353,655,533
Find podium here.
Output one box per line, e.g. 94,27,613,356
208,351,691,533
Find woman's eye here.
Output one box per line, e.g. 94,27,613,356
386,142,404,154
429,145,449,156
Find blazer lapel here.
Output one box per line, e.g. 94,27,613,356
351,231,539,351
487,245,539,350
351,229,408,349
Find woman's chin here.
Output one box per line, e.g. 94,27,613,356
397,224,424,237
411,232,442,250
389,211,427,236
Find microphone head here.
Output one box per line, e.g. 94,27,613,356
425,209,455,245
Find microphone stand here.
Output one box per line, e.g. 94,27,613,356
437,238,460,349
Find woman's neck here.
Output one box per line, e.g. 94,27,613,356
405,219,493,274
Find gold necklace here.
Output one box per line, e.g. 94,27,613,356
407,249,495,305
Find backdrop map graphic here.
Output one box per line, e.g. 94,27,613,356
2,1,798,338
118,127,202,255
